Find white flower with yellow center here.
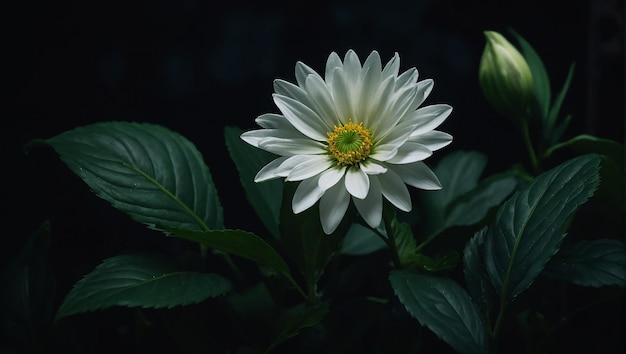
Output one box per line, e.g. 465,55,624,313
241,50,452,234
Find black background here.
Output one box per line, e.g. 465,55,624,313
4,0,625,353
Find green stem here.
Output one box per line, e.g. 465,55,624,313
521,119,540,175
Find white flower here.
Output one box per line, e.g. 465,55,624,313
241,50,452,234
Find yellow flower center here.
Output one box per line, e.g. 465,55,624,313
326,120,372,166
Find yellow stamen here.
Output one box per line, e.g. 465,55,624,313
326,120,372,166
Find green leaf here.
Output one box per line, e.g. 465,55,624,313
279,182,347,289
445,172,518,228
484,154,601,299
390,270,488,354
267,302,329,352
38,121,223,232
164,228,292,280
340,223,387,256
55,253,232,321
463,228,496,313
224,126,282,238
543,134,624,164
545,63,575,141
421,150,487,230
509,28,551,121
543,239,626,288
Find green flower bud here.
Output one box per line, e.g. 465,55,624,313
479,30,534,123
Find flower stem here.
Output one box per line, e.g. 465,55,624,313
520,119,540,175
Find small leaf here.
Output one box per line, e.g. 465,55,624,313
390,270,488,354
225,126,282,238
55,253,232,321
509,28,551,121
485,154,601,299
544,239,626,288
267,302,329,352
164,228,292,280
543,134,624,164
36,121,223,232
340,223,387,256
545,63,575,141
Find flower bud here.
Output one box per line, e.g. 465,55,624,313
479,30,534,123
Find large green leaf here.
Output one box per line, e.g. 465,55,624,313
463,228,495,313
445,172,518,228
55,253,232,321
421,150,487,230
390,270,488,354
543,239,626,288
484,154,601,299
224,126,282,238
38,121,223,232
164,228,292,280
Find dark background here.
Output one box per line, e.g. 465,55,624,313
4,0,625,353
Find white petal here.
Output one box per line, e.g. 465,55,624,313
364,75,394,132
305,75,340,127
395,67,418,89
318,166,346,191
254,156,289,182
330,68,354,122
292,175,324,214
378,169,412,212
411,79,434,108
286,155,332,181
369,143,398,161
325,52,343,87
345,166,370,199
274,155,314,176
410,104,453,136
360,160,387,175
381,52,400,78
273,80,311,108
273,94,331,141
342,50,362,83
255,113,294,130
353,175,382,229
375,84,418,138
386,142,432,164
319,180,350,234
390,161,442,190
295,61,320,88
240,128,304,147
356,52,382,126
410,131,453,151
259,137,325,155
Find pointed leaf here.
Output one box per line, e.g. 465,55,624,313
544,239,626,287
543,134,624,164
268,302,329,352
546,63,575,140
463,228,496,313
37,121,223,232
55,253,232,321
485,154,601,299
225,126,282,238
446,173,518,228
509,28,551,121
164,228,292,280
421,150,487,229
340,223,387,256
390,270,488,354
